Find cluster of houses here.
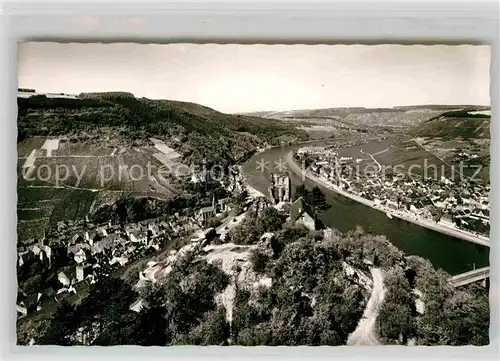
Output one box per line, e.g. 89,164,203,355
128,193,318,314
358,175,490,229
298,147,490,236
17,160,308,321
16,218,172,318
16,192,240,320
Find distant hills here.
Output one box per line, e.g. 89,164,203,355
17,91,308,167
242,105,491,134
18,90,491,164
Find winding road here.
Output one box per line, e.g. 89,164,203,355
360,149,382,174
347,268,386,346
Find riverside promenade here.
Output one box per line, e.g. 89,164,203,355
286,151,490,247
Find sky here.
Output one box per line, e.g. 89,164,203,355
18,43,491,113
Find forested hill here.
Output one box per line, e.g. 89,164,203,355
17,92,308,167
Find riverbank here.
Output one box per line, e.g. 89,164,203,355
238,165,266,199
285,151,490,247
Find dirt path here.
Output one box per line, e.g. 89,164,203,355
347,268,386,346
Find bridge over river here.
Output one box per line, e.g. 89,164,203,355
449,266,490,288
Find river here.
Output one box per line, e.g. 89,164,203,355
241,139,489,275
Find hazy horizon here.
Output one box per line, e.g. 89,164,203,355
18,43,491,113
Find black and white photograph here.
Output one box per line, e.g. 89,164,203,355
16,43,491,346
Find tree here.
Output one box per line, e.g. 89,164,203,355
378,301,414,343
429,206,444,223
309,186,330,211
405,256,489,346
54,278,139,345
178,307,230,345
104,306,167,346
140,260,230,345
442,289,489,345
272,224,309,258
39,300,80,345
228,207,286,246
206,216,222,229
293,184,308,201
250,250,270,274
227,216,261,245
258,207,286,232
235,190,248,205
293,185,330,212
377,267,416,344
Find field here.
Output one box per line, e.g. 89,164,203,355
17,138,180,242
413,116,490,139
335,136,480,180
411,137,490,181
409,111,491,180
17,186,98,240
17,208,51,221
298,125,359,140
54,141,116,157
17,137,47,157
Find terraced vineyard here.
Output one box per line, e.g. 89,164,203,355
17,92,305,242
17,138,180,242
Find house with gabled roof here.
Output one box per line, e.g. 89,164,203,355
31,244,42,256
17,294,38,316
129,229,148,244
74,248,88,264
217,198,232,213
124,224,140,236
289,197,317,231
91,237,115,255
37,287,57,307
129,298,148,313
58,271,71,287
96,226,108,238
71,233,84,245
196,206,216,223
85,230,102,245
109,256,129,267
104,233,126,244
68,242,91,257
148,222,160,237
76,264,93,282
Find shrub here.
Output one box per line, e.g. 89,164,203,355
250,250,269,274
177,307,230,345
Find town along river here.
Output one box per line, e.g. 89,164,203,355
241,140,489,275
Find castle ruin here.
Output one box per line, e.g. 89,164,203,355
268,172,291,203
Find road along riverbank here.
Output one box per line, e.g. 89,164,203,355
285,151,490,247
